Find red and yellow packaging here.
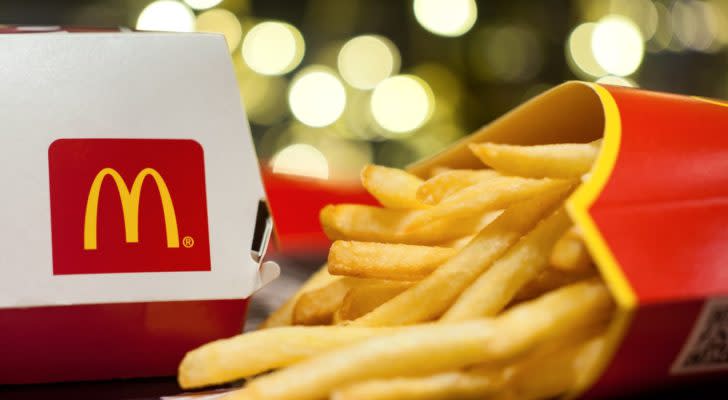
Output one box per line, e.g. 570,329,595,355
408,81,728,397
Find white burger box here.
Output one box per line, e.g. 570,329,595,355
0,31,279,383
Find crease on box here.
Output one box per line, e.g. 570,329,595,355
407,81,637,398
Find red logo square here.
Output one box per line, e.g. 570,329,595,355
48,139,211,274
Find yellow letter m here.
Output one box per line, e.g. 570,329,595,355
83,168,180,250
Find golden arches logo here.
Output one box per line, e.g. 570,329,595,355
83,167,179,250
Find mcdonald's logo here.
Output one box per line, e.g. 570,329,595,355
49,139,211,275
83,167,179,250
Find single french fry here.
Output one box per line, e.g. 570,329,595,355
469,140,601,179
416,169,499,205
361,164,427,209
441,208,571,321
220,281,613,400
334,281,413,322
328,241,456,281
259,265,338,329
320,204,497,245
331,370,504,400
550,226,592,272
442,234,476,249
350,186,571,327
179,325,405,388
428,166,452,178
292,278,354,326
513,265,598,303
408,176,573,229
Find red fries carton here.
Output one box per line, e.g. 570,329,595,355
0,30,278,383
409,81,728,397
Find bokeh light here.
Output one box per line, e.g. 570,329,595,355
671,0,718,52
337,35,401,90
591,16,644,76
184,0,222,10
271,143,329,180
242,21,305,75
196,9,243,52
567,23,607,78
288,67,347,127
412,63,462,122
609,0,658,41
136,1,195,32
413,0,477,37
647,2,673,52
370,75,434,134
596,75,637,87
474,25,542,82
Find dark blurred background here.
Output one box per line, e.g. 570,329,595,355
3,0,727,183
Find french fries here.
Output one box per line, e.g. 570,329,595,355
221,281,612,400
180,136,615,400
328,241,456,281
334,281,412,322
408,176,573,228
292,278,352,325
469,140,601,179
259,264,337,329
361,164,426,209
550,226,592,272
441,207,571,320
351,187,571,326
179,325,402,388
320,204,493,245
416,169,499,205
331,370,504,400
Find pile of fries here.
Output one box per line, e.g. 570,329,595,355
179,139,614,400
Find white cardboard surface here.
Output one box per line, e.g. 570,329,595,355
0,33,271,307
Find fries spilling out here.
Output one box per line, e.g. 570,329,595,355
179,140,614,400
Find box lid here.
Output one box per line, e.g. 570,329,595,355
0,32,278,308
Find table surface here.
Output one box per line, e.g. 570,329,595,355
1,259,726,399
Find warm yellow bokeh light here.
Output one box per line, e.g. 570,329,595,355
288,67,347,127
184,0,222,10
136,1,195,32
596,75,637,87
592,16,644,76
196,9,243,52
271,143,329,180
567,23,607,78
337,35,400,89
242,21,305,75
370,75,434,134
413,0,477,37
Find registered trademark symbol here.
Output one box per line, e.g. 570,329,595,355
182,236,195,248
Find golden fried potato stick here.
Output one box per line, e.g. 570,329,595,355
292,278,351,325
220,281,612,400
408,176,573,229
330,370,505,400
427,166,452,178
259,265,338,329
441,207,571,321
361,164,427,209
334,281,413,322
416,169,499,205
550,226,592,272
328,241,456,281
320,204,497,245
178,325,405,389
468,140,602,179
350,188,570,327
512,265,598,304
